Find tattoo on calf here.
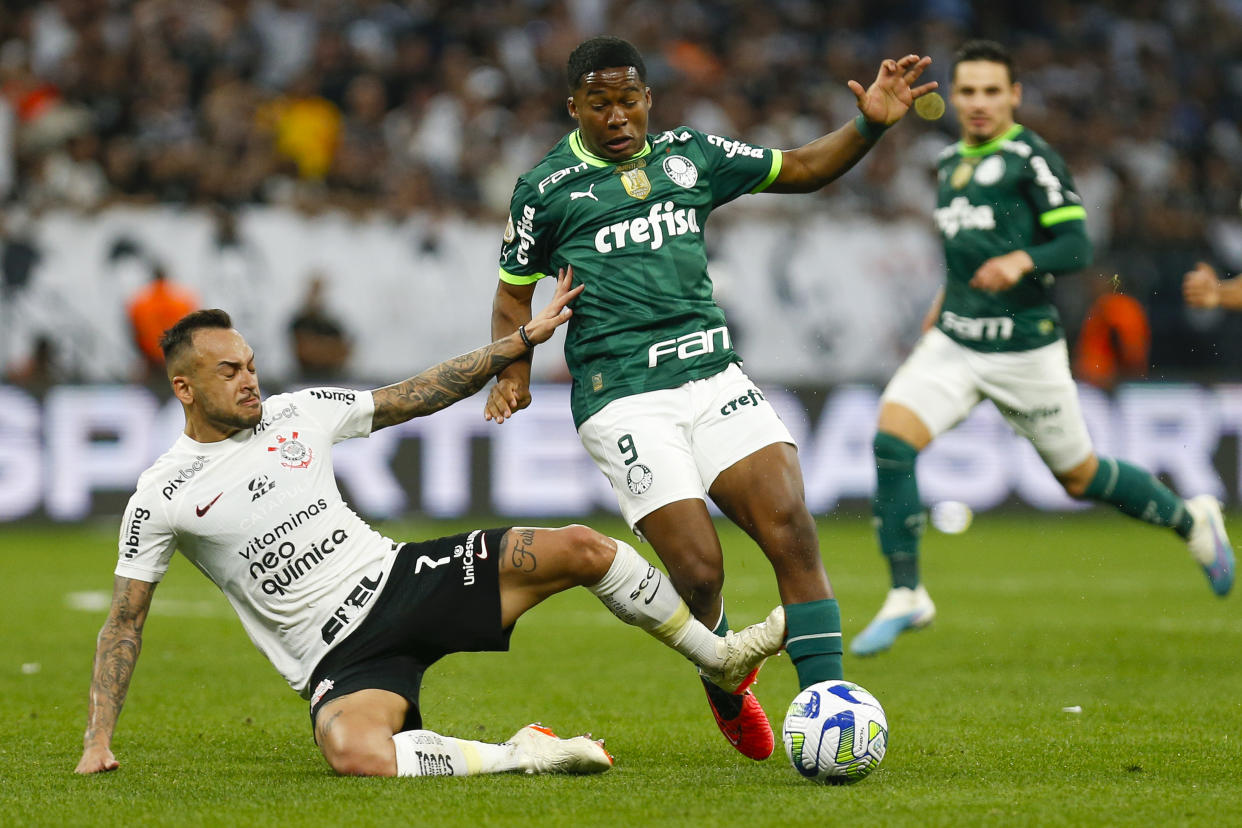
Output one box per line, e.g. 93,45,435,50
502,528,538,573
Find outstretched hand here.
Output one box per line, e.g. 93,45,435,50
484,266,582,425
522,266,583,345
849,55,937,126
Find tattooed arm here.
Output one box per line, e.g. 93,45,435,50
372,267,582,430
75,575,156,774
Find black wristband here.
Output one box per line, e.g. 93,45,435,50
518,324,535,350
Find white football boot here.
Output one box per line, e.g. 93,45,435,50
850,585,936,657
508,724,614,775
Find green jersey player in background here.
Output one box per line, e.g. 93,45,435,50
852,40,1234,658
486,35,937,761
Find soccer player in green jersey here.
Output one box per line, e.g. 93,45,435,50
853,40,1235,658
485,35,937,761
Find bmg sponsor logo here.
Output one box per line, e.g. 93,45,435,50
122,506,151,559
309,390,355,404
161,456,210,501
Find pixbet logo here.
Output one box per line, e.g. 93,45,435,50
254,403,298,434
161,456,210,500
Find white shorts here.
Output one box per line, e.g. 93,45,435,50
881,327,1093,473
578,363,795,531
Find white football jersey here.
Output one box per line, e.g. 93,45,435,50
115,388,399,697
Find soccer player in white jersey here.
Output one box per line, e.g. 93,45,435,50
74,269,786,778
852,40,1234,658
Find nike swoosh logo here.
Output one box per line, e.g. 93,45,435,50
196,492,224,517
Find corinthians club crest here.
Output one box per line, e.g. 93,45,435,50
268,431,313,470
616,159,651,199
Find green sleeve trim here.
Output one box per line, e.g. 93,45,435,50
499,267,546,286
751,149,783,194
1039,205,1087,227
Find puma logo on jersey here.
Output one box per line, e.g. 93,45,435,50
570,183,598,201
934,196,996,238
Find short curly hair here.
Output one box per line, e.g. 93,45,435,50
566,36,647,91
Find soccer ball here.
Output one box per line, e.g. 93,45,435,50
782,680,888,784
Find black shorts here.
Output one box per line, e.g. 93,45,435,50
308,527,512,736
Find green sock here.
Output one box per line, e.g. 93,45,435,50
784,599,843,687
872,432,924,588
1084,457,1194,538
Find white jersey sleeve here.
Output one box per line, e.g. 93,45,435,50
115,486,177,583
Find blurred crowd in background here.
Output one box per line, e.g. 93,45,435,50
1,0,1241,385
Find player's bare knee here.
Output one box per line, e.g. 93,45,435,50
667,560,724,616
557,523,614,584
320,733,395,777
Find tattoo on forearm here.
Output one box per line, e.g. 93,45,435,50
83,582,148,747
84,620,142,744
372,340,522,429
502,528,538,573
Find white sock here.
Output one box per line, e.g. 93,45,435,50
588,539,724,670
391,730,521,777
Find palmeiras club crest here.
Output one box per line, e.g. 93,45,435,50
268,431,313,469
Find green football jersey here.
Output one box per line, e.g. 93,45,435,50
933,123,1088,352
499,126,782,427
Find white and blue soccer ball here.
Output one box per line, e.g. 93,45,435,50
782,680,888,784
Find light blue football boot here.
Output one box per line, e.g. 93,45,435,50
1186,495,1235,597
850,585,936,657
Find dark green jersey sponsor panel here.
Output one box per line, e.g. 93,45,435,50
499,127,781,426
934,124,1089,352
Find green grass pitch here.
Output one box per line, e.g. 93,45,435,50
3,511,1240,827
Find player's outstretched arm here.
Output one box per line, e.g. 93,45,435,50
373,268,582,430
75,575,156,774
1184,261,1242,310
769,54,936,194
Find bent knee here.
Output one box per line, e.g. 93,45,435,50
319,729,396,777
551,523,616,584
666,559,725,612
